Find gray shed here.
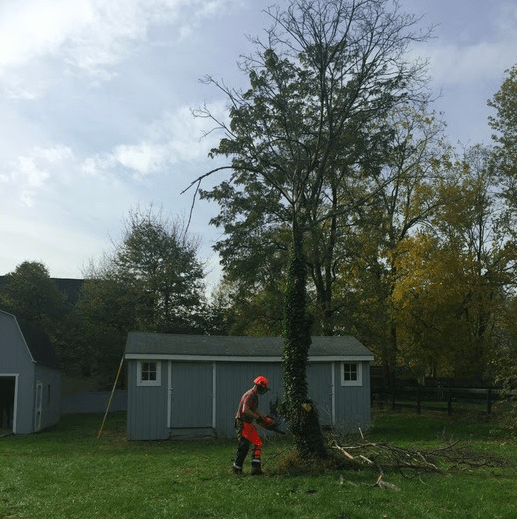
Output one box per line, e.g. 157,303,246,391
0,310,61,435
125,333,374,440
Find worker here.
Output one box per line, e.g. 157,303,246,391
232,376,275,475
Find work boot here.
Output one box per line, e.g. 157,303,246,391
231,463,243,475
251,461,263,476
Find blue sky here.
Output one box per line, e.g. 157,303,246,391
0,0,516,291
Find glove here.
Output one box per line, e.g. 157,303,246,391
261,416,275,427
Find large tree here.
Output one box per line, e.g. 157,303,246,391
392,145,517,380
0,261,65,328
488,64,517,429
489,63,517,212
339,104,449,384
189,0,431,456
84,206,207,333
73,206,209,383
0,262,73,376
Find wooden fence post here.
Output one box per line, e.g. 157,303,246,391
447,388,452,415
487,389,492,416
416,387,421,414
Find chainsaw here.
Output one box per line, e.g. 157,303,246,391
262,416,286,435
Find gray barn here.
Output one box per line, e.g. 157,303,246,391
0,310,61,435
125,333,374,440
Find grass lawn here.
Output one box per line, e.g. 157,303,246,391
0,410,516,519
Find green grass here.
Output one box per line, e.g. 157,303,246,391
0,411,516,519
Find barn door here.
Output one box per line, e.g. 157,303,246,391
34,381,43,432
168,362,214,429
0,376,16,433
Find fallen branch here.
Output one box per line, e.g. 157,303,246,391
331,437,508,480
372,474,401,491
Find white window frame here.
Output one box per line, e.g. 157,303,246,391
137,360,162,387
340,361,362,387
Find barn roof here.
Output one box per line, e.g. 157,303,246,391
17,319,60,369
125,333,374,361
0,310,60,369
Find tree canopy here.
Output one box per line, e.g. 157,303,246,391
67,206,213,384
81,206,207,325
0,261,65,326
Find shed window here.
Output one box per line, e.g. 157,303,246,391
137,361,161,387
341,362,362,386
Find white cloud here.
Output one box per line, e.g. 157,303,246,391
496,2,517,38
160,105,228,162
113,142,170,177
35,145,74,164
2,145,73,206
1,75,44,100
81,102,228,180
17,156,49,189
0,0,241,94
0,99,227,212
416,1,517,98
427,41,512,87
0,0,95,69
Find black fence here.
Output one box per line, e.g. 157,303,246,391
372,386,500,416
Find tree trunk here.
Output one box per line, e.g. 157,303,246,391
282,223,327,458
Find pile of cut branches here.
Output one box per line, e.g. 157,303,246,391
269,430,510,488
331,434,509,486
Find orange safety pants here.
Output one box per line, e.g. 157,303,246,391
234,420,262,469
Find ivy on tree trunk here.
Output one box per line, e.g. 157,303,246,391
282,226,327,458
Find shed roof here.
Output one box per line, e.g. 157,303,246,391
125,333,374,361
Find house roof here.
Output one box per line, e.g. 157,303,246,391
53,278,84,306
0,276,84,307
125,333,374,362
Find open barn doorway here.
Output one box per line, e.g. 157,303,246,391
0,376,16,436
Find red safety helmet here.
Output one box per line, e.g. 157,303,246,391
254,376,270,392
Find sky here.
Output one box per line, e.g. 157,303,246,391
0,0,516,292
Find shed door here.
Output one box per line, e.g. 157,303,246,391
169,362,213,428
307,364,333,426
